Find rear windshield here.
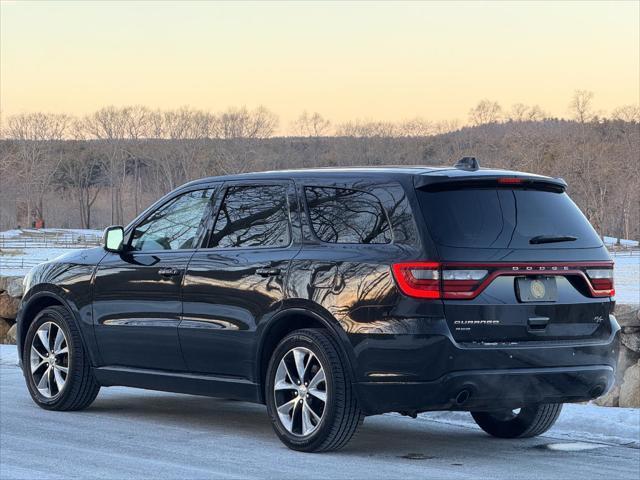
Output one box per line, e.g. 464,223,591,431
417,188,602,249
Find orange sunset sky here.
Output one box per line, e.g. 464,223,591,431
1,0,638,129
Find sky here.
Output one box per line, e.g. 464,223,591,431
1,0,638,129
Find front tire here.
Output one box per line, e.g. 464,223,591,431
22,306,100,411
471,403,563,438
265,328,363,452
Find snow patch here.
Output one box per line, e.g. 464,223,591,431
541,442,608,451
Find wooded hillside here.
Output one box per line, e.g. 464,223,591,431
1,97,638,240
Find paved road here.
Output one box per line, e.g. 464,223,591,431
1,349,638,480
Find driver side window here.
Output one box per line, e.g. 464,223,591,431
131,189,213,251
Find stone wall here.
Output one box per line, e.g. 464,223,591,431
0,275,21,345
595,304,640,408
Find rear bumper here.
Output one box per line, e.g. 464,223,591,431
355,365,614,415
347,314,620,415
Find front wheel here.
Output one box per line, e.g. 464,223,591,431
22,306,100,411
471,403,563,438
265,328,363,452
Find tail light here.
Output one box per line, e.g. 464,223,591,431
392,262,614,300
391,263,441,298
392,263,488,299
586,268,615,297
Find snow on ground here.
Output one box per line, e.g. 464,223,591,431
2,341,638,448
0,228,102,276
0,345,638,480
613,253,640,305
422,405,640,449
604,236,640,248
0,247,86,276
0,228,103,238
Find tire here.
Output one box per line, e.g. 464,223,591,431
22,306,100,411
265,328,363,452
471,403,563,438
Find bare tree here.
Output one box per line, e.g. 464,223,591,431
55,144,103,229
508,103,546,122
218,106,278,139
2,113,71,226
469,100,502,125
292,111,332,137
0,95,638,243
569,90,595,123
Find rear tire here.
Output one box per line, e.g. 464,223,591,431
22,306,100,411
265,328,363,452
471,403,563,438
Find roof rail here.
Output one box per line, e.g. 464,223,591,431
454,157,479,171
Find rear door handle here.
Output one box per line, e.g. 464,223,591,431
158,267,182,277
256,267,281,277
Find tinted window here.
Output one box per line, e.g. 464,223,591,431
305,187,391,244
131,189,213,251
209,185,290,248
418,188,602,249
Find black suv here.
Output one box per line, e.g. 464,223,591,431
17,160,619,452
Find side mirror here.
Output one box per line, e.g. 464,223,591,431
103,226,125,252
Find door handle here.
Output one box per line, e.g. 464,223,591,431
528,316,549,330
256,267,281,277
158,267,182,277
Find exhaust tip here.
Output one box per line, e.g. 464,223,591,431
589,384,605,399
455,388,472,406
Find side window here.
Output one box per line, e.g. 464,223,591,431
304,186,391,244
209,185,291,248
131,189,213,251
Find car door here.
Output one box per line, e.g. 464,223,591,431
180,180,300,379
93,187,215,371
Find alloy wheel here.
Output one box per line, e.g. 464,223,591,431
273,347,327,436
30,321,69,399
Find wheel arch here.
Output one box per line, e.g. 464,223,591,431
17,290,91,368
255,307,357,404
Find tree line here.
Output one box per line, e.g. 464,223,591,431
0,91,638,241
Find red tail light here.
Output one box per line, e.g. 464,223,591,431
586,268,615,297
391,262,441,298
392,262,614,300
392,263,488,299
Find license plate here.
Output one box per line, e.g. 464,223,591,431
516,277,558,302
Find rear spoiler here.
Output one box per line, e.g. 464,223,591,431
414,173,567,192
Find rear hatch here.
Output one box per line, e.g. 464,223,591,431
408,175,614,343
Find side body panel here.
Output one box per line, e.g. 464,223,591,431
180,180,302,379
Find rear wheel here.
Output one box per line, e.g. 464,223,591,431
265,328,363,452
22,306,100,411
471,403,563,438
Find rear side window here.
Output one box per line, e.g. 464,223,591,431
304,186,391,244
209,185,290,248
418,188,602,249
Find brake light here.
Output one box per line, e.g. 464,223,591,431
392,262,440,298
586,268,615,296
391,263,488,299
497,177,523,184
